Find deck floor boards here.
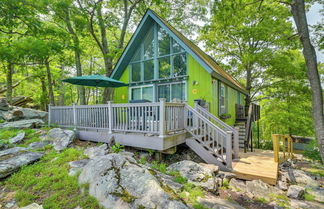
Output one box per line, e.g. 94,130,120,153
233,149,278,185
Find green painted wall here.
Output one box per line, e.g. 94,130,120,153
114,67,129,103
187,54,214,112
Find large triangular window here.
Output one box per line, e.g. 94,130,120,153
129,23,187,83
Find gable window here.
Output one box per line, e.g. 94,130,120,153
157,82,186,102
219,82,228,115
129,23,187,83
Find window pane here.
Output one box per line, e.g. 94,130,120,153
172,39,184,53
158,27,170,56
144,28,154,59
131,88,141,100
132,47,141,62
158,57,171,78
131,63,141,82
171,83,185,101
142,86,153,102
144,60,154,81
173,53,187,77
158,85,170,102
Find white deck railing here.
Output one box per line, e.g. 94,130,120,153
49,99,185,136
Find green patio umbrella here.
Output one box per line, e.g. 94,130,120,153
63,74,128,104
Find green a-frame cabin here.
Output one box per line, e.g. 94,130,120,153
112,9,247,126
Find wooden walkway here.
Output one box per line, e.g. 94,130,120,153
233,149,278,185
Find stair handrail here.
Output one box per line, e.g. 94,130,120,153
185,104,227,135
194,103,235,132
194,103,239,159
184,104,233,168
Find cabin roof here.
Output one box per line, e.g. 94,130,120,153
111,9,248,95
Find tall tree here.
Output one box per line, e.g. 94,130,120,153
288,0,324,162
200,0,294,110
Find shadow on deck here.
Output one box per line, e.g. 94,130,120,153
233,149,278,185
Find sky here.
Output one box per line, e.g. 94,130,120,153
307,2,323,62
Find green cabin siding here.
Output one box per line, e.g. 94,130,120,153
187,54,214,111
114,67,129,103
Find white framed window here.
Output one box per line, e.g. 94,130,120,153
219,82,228,115
157,81,186,102
129,85,154,102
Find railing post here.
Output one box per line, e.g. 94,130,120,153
233,127,239,159
48,104,51,127
159,98,166,137
108,101,113,134
73,103,77,130
194,100,199,110
226,131,233,169
272,134,280,162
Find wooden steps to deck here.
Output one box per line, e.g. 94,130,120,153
232,149,278,185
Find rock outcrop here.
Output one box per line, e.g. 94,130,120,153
9,131,25,144
84,144,109,159
45,128,75,151
79,153,188,209
0,119,44,129
0,151,43,178
287,185,305,199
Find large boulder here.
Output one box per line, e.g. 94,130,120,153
167,160,218,182
0,147,27,159
9,131,25,144
288,169,319,187
287,185,305,199
0,151,43,178
0,119,44,129
84,144,109,159
28,140,52,149
79,153,188,209
19,107,48,121
69,159,90,176
45,128,75,151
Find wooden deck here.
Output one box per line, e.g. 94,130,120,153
233,149,278,185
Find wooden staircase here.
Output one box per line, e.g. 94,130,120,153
234,122,246,149
184,104,239,171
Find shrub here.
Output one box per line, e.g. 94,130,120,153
303,139,322,163
111,143,124,153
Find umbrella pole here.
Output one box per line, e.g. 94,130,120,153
96,86,98,104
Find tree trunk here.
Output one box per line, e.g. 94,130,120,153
96,3,113,103
291,0,324,163
6,62,13,104
64,8,86,105
45,59,55,105
245,64,252,116
39,76,48,111
58,65,65,106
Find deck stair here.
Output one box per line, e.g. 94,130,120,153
184,104,239,171
234,122,246,149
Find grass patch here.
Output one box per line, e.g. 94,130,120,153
151,161,167,174
304,192,315,201
4,148,102,209
139,156,147,165
220,178,230,190
193,203,209,209
179,183,205,205
255,197,269,204
0,128,21,140
269,193,290,208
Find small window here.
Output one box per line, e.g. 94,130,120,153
171,83,185,101
158,84,170,102
142,86,154,102
172,39,184,53
143,28,154,60
173,53,186,77
219,82,227,115
144,59,154,80
158,57,171,78
158,27,170,56
131,88,141,100
131,63,141,82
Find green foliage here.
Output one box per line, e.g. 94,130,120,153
174,175,188,184
255,197,269,204
304,192,315,201
139,156,147,165
221,179,230,190
303,140,323,163
151,161,167,174
4,148,101,209
193,203,209,209
0,119,4,123
179,183,205,205
111,143,124,153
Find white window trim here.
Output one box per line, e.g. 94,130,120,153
129,84,155,102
